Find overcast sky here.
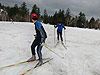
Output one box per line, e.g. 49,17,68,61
0,0,100,19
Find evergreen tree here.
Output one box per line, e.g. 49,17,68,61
7,4,19,20
85,20,89,28
14,4,19,14
0,3,1,7
19,2,28,21
57,9,65,24
89,17,95,29
77,12,86,28
95,19,99,29
43,9,48,24
65,8,72,26
52,11,58,24
70,16,78,27
8,7,16,19
31,4,40,18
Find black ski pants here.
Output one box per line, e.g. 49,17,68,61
57,31,63,41
31,38,43,61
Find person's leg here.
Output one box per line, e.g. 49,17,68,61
28,39,38,61
36,44,43,66
60,32,63,42
57,31,60,42
31,39,38,56
37,44,43,61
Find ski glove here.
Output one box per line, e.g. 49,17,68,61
63,26,66,30
64,28,66,30
54,25,57,28
41,42,45,46
34,34,36,38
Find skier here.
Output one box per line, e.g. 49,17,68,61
28,13,47,66
10,18,14,24
54,21,66,43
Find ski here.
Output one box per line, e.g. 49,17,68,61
21,58,53,75
54,42,59,47
0,58,50,69
62,43,67,49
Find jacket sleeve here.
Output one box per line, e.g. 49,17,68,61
63,26,66,29
39,26,47,43
62,24,66,29
36,21,47,43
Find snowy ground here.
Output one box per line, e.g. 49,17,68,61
0,21,100,75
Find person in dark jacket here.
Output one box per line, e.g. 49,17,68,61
28,13,47,66
54,21,66,43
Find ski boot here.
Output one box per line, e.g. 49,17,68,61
61,40,64,44
57,40,59,43
27,55,36,61
36,60,43,67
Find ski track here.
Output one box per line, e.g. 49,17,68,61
0,21,100,75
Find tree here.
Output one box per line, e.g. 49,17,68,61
19,2,28,17
31,4,40,18
14,4,19,14
70,16,78,27
52,11,57,24
65,8,72,26
89,17,95,29
19,2,28,21
7,4,19,19
95,19,100,29
85,20,89,28
77,12,86,28
0,3,1,7
43,9,48,24
58,9,65,24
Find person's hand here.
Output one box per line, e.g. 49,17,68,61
64,28,66,30
41,42,45,46
54,25,57,28
34,34,36,38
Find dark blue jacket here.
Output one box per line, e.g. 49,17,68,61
57,24,64,32
34,21,47,43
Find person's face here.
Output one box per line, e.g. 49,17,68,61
32,19,37,23
59,23,61,25
32,19,35,23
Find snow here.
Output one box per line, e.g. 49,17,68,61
0,21,100,75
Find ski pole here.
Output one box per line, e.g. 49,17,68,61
44,45,64,59
54,26,55,43
64,29,66,44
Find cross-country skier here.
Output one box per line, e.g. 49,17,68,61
10,18,14,24
54,21,66,43
28,13,47,66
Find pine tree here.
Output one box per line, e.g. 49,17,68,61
77,12,86,28
52,11,58,24
89,17,95,29
19,2,29,21
31,4,40,18
43,9,48,24
65,8,72,26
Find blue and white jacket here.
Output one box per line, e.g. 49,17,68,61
34,21,47,43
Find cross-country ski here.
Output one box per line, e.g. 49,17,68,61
0,58,50,69
21,58,53,75
62,43,67,50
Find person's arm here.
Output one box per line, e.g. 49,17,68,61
63,26,66,30
36,22,47,45
39,26,47,43
54,25,57,28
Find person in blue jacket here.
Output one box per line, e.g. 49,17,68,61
54,21,66,43
28,13,47,66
